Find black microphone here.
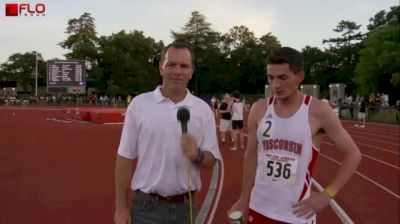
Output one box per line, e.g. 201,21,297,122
177,107,190,133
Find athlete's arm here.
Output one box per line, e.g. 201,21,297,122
293,100,361,218
317,100,361,195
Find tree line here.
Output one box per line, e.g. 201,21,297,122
0,6,398,102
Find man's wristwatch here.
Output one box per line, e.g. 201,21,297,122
192,150,204,164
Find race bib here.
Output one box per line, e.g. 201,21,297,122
263,152,298,186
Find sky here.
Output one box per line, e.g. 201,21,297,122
0,0,397,64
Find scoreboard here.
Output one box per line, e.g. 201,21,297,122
47,60,86,94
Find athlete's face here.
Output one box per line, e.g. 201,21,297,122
159,47,194,91
266,63,304,99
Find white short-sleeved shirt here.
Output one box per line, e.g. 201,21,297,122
117,86,221,197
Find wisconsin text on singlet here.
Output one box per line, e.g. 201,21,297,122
262,139,302,155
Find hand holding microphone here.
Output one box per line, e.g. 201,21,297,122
177,107,201,162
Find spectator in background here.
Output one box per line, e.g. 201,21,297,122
126,95,132,107
354,97,366,128
396,100,400,123
219,93,233,144
231,90,247,150
368,93,376,119
210,96,219,118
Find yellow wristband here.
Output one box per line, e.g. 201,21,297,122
324,188,336,198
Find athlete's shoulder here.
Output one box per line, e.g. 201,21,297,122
253,98,268,109
309,97,336,118
250,98,268,116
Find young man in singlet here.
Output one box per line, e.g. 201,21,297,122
228,47,361,224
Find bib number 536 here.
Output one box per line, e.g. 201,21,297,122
266,160,291,179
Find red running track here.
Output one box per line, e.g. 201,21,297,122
0,107,399,223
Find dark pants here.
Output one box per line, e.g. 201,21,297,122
131,190,195,224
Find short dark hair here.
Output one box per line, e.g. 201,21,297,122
160,42,195,66
232,90,240,98
266,47,304,73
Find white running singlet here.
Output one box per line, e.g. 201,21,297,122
249,95,319,224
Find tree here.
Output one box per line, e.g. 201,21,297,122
59,12,98,68
322,20,365,94
91,30,162,95
367,6,400,31
172,11,222,95
0,52,46,93
354,25,400,98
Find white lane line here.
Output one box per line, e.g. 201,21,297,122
347,129,399,141
45,118,72,123
196,162,220,224
323,140,400,155
0,107,63,111
206,153,225,224
312,179,354,224
361,154,399,170
319,153,400,200
103,122,123,125
322,141,399,169
350,134,399,146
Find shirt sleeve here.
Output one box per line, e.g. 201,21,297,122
117,103,138,159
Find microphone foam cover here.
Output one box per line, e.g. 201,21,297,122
177,107,190,123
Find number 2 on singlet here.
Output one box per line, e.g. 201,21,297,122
263,120,272,138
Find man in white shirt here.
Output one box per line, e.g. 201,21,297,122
114,42,221,224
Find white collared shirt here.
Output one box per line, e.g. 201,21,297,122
118,86,221,196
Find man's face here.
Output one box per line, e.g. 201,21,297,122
266,63,304,99
159,47,194,90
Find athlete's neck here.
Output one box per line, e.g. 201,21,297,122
274,92,304,117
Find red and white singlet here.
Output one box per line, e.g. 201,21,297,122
249,95,319,224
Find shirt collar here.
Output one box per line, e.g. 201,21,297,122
153,86,195,108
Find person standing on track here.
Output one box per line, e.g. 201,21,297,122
228,47,361,224
114,42,221,224
231,90,247,151
219,93,233,144
354,96,366,128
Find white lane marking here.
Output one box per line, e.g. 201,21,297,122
45,118,72,123
206,152,225,224
196,163,220,224
103,122,123,125
350,134,399,146
319,153,400,200
0,107,62,111
323,140,399,155
361,154,399,170
347,129,399,141
322,141,399,169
